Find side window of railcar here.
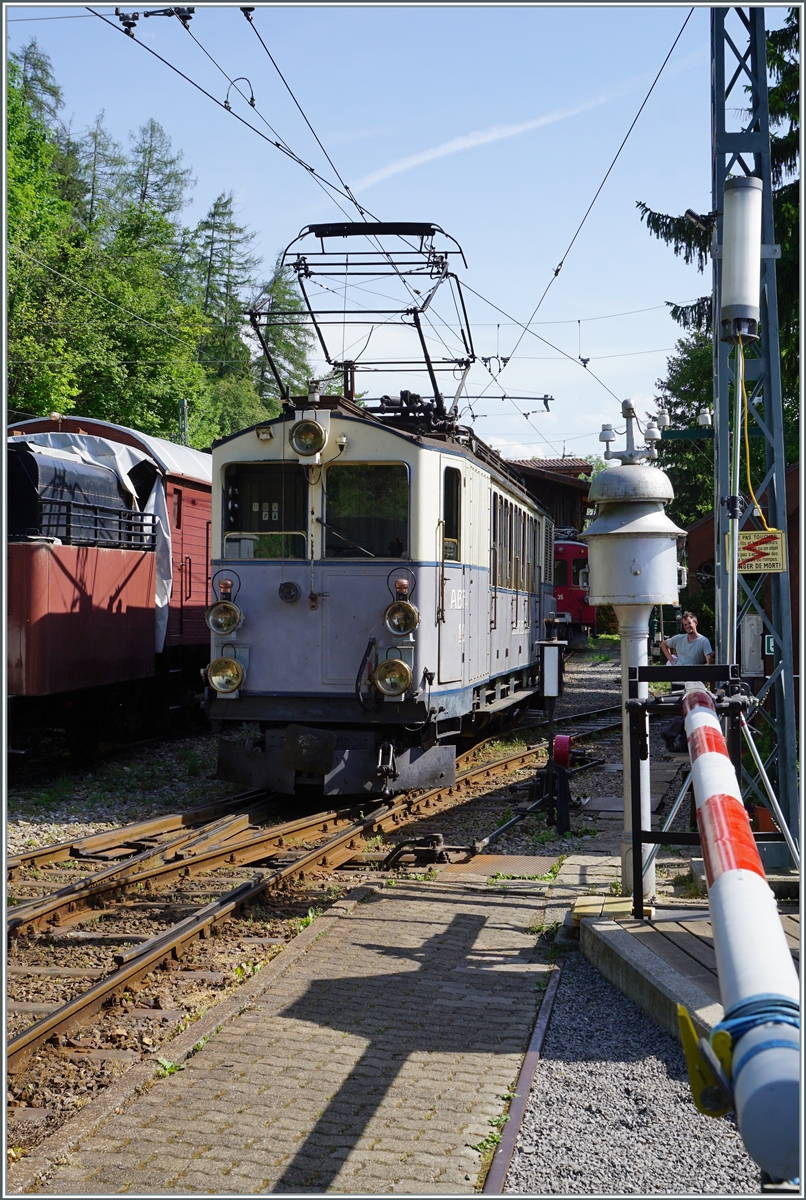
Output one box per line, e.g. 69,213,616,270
443,467,461,561
544,520,554,584
572,557,587,586
325,463,408,558
554,557,568,586
223,463,307,559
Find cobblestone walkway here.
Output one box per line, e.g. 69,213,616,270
30,881,550,1195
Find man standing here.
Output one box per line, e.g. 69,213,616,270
661,612,715,667
660,612,715,752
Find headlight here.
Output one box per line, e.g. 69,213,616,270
205,600,243,634
383,600,419,636
373,658,412,697
290,420,326,456
207,656,245,694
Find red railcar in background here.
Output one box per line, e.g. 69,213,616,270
552,530,596,637
7,416,212,754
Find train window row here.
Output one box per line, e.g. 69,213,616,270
553,556,587,587
223,462,409,560
490,491,543,592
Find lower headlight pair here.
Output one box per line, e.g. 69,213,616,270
207,657,245,694
373,658,412,697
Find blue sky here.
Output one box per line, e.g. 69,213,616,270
6,4,789,459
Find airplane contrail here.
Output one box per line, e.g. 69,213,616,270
350,95,609,193
348,44,705,195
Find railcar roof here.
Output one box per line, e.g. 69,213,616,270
212,403,549,517
8,417,212,485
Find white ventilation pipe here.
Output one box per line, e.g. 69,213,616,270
683,683,800,1182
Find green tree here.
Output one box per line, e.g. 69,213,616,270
79,112,128,231
10,38,62,126
249,261,314,405
653,332,716,528
125,118,195,220
7,59,78,413
193,191,260,376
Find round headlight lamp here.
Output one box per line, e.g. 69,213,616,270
372,658,412,698
207,656,245,694
383,600,419,636
205,600,243,634
290,420,326,456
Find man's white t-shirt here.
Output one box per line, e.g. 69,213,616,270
666,632,713,666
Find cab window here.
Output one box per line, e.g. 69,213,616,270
443,467,461,561
325,463,408,558
572,557,587,586
223,463,307,559
554,558,568,586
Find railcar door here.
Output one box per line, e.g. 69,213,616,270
438,461,464,684
166,483,184,639
465,463,488,681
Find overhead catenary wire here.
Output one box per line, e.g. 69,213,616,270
462,282,621,403
501,7,695,371
165,8,462,370
240,7,368,219
76,5,665,418
85,7,363,217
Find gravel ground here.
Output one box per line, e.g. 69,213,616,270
505,954,759,1196
6,734,236,856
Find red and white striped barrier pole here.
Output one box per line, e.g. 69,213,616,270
683,683,800,1182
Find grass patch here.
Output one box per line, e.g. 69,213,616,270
489,855,567,885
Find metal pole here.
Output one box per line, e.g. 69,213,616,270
614,605,654,900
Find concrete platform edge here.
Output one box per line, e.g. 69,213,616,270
579,916,724,1041
6,885,377,1195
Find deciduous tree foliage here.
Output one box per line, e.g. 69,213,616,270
6,41,314,447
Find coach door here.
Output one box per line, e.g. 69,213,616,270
438,461,464,684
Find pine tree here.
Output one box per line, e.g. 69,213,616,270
80,113,127,230
10,38,62,126
248,262,313,405
193,192,261,376
124,118,195,219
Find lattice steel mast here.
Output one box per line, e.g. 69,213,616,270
711,7,798,863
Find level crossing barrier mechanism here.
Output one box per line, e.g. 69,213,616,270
624,663,788,918
625,663,799,1184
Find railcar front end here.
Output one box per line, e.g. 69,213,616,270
205,398,554,797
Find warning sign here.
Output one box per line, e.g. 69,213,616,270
737,529,787,572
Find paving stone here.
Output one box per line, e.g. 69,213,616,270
25,880,551,1195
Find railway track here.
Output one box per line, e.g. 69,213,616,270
7,703,622,1079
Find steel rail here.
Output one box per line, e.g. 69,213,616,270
10,708,623,936
7,706,624,1067
455,703,622,770
6,801,397,1070
7,804,355,937
7,789,270,876
7,799,279,930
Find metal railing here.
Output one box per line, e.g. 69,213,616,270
16,499,157,550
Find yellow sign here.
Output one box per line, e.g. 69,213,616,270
737,529,786,572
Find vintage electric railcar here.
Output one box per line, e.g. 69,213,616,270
205,395,555,796
552,531,597,637
7,417,213,753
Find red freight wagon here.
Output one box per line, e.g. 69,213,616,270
7,417,212,753
7,543,157,695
